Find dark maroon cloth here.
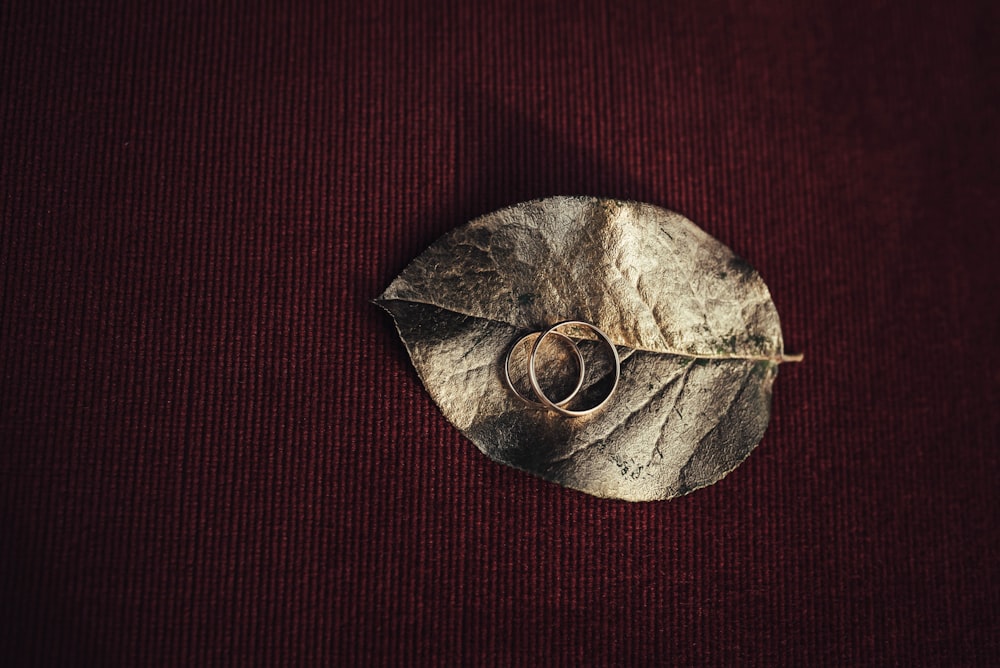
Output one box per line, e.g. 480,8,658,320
2,0,997,665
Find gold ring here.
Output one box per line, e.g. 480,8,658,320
527,321,620,418
504,331,585,408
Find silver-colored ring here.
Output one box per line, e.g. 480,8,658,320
504,331,586,408
528,321,621,418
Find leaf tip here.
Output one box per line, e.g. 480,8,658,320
371,296,396,316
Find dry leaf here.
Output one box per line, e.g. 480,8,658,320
377,196,798,501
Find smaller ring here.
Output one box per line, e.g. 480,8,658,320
528,321,621,418
504,331,586,408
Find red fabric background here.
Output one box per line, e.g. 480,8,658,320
2,0,997,664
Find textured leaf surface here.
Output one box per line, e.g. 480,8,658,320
378,196,794,501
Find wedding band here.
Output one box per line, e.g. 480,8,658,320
528,321,620,418
504,331,585,408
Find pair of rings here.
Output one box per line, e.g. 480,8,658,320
503,320,621,418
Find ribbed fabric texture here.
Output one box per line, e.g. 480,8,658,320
1,0,997,665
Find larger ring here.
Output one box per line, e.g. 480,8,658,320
504,331,586,408
528,321,621,418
